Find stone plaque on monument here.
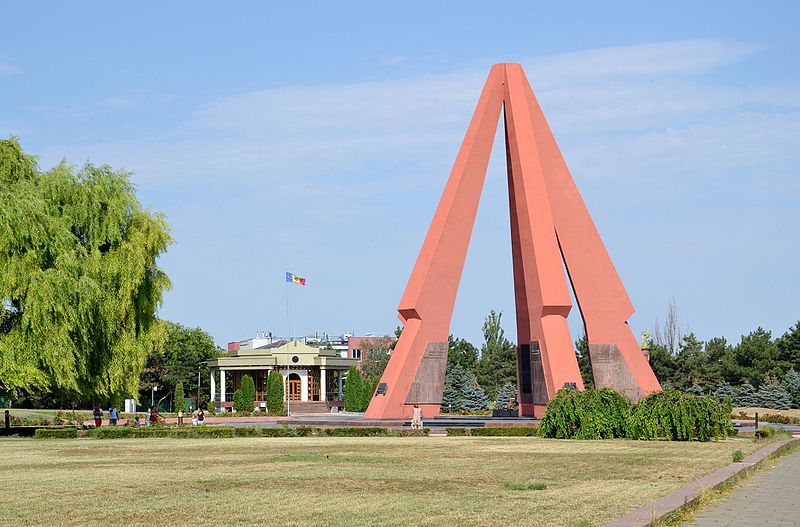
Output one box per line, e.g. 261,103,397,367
405,342,448,404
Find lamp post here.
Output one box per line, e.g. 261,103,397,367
150,385,159,408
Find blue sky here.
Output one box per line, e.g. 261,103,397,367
2,2,798,348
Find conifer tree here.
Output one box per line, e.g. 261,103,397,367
494,382,517,411
266,370,285,415
173,381,184,413
344,366,363,412
461,373,489,412
781,369,800,408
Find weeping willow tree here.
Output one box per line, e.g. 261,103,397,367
0,138,173,400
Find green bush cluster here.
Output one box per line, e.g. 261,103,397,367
83,425,432,439
628,390,733,441
754,426,776,440
34,427,78,439
537,388,632,439
538,388,733,441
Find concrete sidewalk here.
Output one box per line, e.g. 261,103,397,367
686,447,800,527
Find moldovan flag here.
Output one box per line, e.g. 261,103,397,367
286,272,306,285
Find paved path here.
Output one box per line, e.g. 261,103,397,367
686,447,800,527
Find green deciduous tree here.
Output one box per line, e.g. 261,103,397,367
0,138,172,399
448,335,479,371
574,335,594,389
139,321,224,407
266,370,285,415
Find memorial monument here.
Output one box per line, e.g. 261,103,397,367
364,63,661,420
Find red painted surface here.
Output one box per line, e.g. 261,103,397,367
227,341,240,352
364,64,660,420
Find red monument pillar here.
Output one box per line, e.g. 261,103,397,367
364,63,660,420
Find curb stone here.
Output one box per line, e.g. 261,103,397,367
602,437,800,527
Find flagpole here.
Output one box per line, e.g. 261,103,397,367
285,267,290,417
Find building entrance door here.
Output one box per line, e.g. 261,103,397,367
286,374,301,401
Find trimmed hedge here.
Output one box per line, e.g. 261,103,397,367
444,426,537,437
35,427,78,439
90,426,236,439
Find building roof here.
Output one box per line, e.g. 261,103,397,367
209,340,358,370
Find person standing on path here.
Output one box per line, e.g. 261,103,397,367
93,406,103,428
109,405,119,426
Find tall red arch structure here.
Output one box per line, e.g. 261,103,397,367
364,63,660,420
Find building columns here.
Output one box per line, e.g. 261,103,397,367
338,371,344,400
220,369,226,402
320,368,327,401
210,369,216,407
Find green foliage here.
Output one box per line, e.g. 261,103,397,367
574,336,594,389
233,374,255,413
442,363,488,412
538,388,632,440
34,427,78,439
266,369,285,416
781,369,800,408
0,138,173,399
722,328,783,387
776,321,800,367
448,335,479,371
754,425,776,440
360,375,378,412
139,321,223,408
173,381,184,412
627,390,733,441
475,311,517,399
731,450,744,462
344,366,364,412
493,382,517,411
358,337,392,382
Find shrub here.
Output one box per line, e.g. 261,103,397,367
322,427,388,437
732,450,744,462
35,427,78,439
344,366,364,412
754,425,776,440
266,370,285,416
471,426,537,437
445,427,469,436
537,388,632,439
628,390,733,441
234,374,256,413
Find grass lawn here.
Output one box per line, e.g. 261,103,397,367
0,435,761,527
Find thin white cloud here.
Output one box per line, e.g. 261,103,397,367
36,38,798,204
0,62,22,77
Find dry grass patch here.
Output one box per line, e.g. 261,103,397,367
0,436,760,527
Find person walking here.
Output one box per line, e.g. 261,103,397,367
109,405,119,426
93,406,103,428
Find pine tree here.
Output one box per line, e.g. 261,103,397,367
461,372,489,412
173,381,184,413
754,383,793,410
713,382,738,404
266,370,285,416
442,364,469,412
736,383,757,406
493,382,517,410
781,369,800,408
360,375,377,412
344,366,363,412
